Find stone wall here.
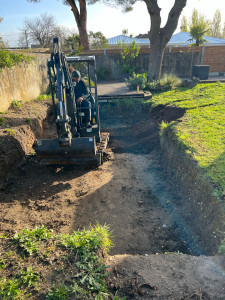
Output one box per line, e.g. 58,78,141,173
0,53,49,112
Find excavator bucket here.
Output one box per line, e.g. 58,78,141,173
35,132,109,166
35,136,101,166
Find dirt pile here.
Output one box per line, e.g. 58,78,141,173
0,100,52,178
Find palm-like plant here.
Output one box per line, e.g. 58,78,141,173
188,10,210,46
189,26,209,46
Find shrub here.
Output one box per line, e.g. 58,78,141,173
118,35,140,76
160,73,182,90
97,65,112,81
145,80,161,92
218,240,225,254
0,45,35,70
125,73,147,90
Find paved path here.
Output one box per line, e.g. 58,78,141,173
97,81,138,96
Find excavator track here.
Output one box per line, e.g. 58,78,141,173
96,132,110,164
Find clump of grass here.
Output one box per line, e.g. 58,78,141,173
12,225,53,255
26,117,32,124
58,223,113,254
0,277,23,300
11,100,22,109
160,73,182,90
16,267,40,288
0,117,4,125
160,120,170,130
46,282,71,300
36,93,51,101
5,129,16,137
0,267,39,299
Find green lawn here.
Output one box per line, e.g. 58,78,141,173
146,82,225,195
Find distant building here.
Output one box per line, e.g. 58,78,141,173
107,34,149,47
107,32,225,48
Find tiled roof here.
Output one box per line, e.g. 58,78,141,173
108,32,225,46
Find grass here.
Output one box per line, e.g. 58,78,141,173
0,117,4,125
11,100,22,109
0,224,122,300
12,225,53,255
160,73,182,89
5,129,16,137
145,82,225,195
36,93,51,101
26,117,32,124
218,239,225,254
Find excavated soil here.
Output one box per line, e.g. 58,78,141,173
0,100,225,299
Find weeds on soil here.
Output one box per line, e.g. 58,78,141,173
0,224,123,299
5,129,16,137
11,100,22,109
0,117,4,125
36,93,51,101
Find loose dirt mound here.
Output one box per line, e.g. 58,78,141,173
0,100,51,179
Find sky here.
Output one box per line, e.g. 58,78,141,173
1,0,225,47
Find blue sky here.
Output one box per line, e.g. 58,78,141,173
1,0,225,46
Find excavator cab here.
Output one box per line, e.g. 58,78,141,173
34,37,109,166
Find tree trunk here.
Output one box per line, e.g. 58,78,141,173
144,0,187,81
67,0,90,50
148,39,165,80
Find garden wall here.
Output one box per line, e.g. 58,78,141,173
81,45,225,80
80,49,200,80
0,53,49,112
166,45,225,73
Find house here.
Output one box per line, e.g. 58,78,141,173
105,32,225,76
107,34,149,47
107,32,225,47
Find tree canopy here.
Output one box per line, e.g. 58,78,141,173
27,0,91,49
21,13,60,47
181,8,225,39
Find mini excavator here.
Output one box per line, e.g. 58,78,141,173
34,37,109,165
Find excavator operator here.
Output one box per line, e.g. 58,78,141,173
72,70,92,128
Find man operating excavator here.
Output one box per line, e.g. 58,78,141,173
72,70,92,128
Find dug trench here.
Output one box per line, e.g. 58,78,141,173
0,100,225,299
